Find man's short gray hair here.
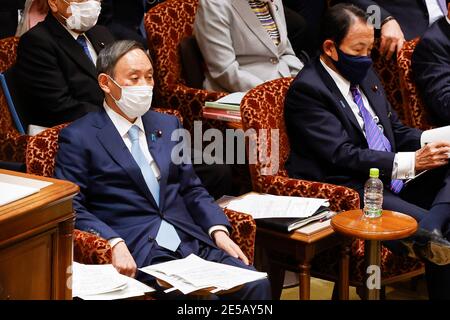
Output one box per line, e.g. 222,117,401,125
96,40,152,77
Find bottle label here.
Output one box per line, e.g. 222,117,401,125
364,207,382,218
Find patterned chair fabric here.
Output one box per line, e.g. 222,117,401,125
144,0,228,134
371,40,406,124
25,108,256,264
397,38,433,130
0,36,27,163
240,77,424,287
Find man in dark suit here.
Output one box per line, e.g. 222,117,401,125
0,0,25,39
98,0,165,48
54,40,270,299
412,0,450,126
285,4,450,298
9,0,114,129
337,0,448,59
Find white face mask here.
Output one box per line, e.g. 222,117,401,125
109,76,153,119
62,0,101,32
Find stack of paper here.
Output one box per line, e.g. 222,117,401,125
140,254,267,295
72,262,154,300
0,173,53,206
225,193,329,219
203,92,246,122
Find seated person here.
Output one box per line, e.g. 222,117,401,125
284,4,450,299
15,0,48,36
54,40,271,299
194,0,303,92
412,0,450,126
10,0,114,129
339,0,448,59
98,0,165,48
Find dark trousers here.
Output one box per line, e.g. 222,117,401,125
137,231,271,300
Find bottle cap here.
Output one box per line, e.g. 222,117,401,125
369,168,379,178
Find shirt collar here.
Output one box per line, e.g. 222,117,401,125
320,57,353,97
103,101,145,138
447,15,450,25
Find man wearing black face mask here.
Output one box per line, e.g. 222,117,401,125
285,3,450,299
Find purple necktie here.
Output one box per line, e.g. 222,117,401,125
350,85,403,193
438,0,448,15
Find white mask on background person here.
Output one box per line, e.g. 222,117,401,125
108,76,153,119
62,0,101,32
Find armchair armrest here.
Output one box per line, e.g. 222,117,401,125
256,175,360,212
223,208,256,265
73,229,112,265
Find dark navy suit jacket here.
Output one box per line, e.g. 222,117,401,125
412,17,450,126
284,57,422,188
343,0,431,40
54,109,230,268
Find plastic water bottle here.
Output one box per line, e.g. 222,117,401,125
363,168,383,218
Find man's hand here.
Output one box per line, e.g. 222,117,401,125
415,141,450,172
213,230,249,265
111,241,137,278
380,19,405,60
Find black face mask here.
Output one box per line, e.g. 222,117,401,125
330,46,373,85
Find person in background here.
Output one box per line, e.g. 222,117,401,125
0,0,26,39
412,0,450,126
9,0,114,130
54,40,271,300
337,0,448,59
284,4,450,299
194,0,303,93
16,0,49,36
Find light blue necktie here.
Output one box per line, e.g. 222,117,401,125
76,35,94,63
128,125,180,252
350,85,404,194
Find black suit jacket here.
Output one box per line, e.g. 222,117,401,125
9,13,114,128
341,0,430,40
284,58,422,188
412,17,450,126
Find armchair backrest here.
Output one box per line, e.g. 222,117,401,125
397,38,433,130
0,37,27,163
240,78,293,189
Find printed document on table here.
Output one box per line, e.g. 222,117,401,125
225,193,329,219
0,173,53,206
215,92,246,105
421,125,450,157
140,254,267,294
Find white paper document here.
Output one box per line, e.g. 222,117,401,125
72,262,154,300
140,254,267,295
225,193,329,219
215,92,246,105
421,125,450,157
0,173,53,206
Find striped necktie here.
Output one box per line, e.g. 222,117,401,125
350,85,403,193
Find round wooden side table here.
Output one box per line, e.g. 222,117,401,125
331,209,418,300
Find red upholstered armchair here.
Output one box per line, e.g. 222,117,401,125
0,37,28,163
143,0,228,134
397,38,433,130
240,78,424,296
25,108,257,264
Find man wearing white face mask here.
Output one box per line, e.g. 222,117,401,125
54,40,271,300
7,0,114,130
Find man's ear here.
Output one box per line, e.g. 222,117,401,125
323,40,337,60
47,0,59,13
98,73,111,94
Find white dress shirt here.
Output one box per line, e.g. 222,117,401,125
60,20,98,65
320,58,416,180
103,102,228,248
425,0,446,25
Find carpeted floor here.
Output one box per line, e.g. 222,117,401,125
280,276,429,300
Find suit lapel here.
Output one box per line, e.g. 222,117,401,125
231,0,278,55
95,111,159,208
44,14,97,80
316,59,364,135
142,112,168,211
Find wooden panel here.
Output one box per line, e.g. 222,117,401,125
0,231,54,300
